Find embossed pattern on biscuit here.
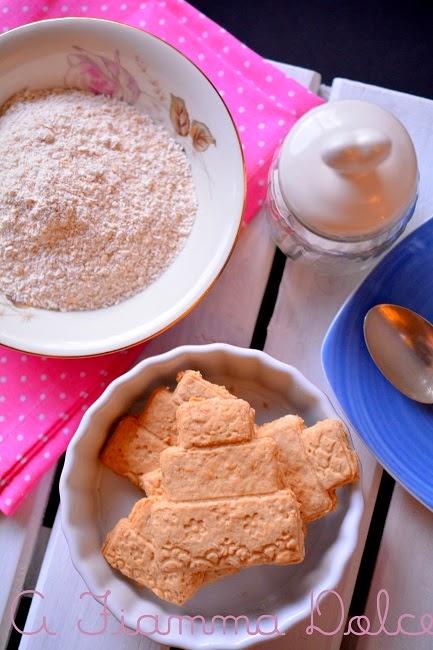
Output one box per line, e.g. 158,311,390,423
173,369,233,405
99,415,168,488
150,491,304,573
257,415,335,522
138,386,178,445
176,396,255,448
301,419,359,490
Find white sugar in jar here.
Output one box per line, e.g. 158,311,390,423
266,100,418,265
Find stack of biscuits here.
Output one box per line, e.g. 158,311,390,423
100,370,359,606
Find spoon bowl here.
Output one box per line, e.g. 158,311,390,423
364,304,433,404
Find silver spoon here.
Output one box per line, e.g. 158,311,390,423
364,304,433,404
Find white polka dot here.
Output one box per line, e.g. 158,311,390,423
257,103,264,111
238,106,245,114
20,375,27,382
61,4,69,11
5,498,12,507
258,159,265,166
0,396,4,402
139,20,146,26
178,35,185,43
44,451,51,459
219,26,226,33
276,101,283,108
60,372,67,380
269,95,276,101
243,60,251,68
24,474,31,482
258,140,265,148
81,4,88,11
237,86,244,94
18,414,25,422
20,355,27,362
2,6,9,13
16,453,22,461
40,393,46,401
99,369,108,376
288,90,296,97
0,376,6,383
139,1,146,7
0,416,4,423
258,179,265,186
100,381,106,388
0,435,3,443
258,122,266,130
59,392,66,400
258,198,264,206
222,46,229,54
239,125,246,132
198,53,205,61
40,374,47,381
100,4,107,11
179,16,187,23
38,413,45,421
290,109,297,116
202,30,208,38
22,5,29,12
265,74,273,82
19,395,26,402
278,119,285,126
0,356,6,363
20,457,26,464
16,434,24,441
79,390,88,398
219,89,225,97
62,427,70,435
42,5,48,11
159,0,167,5
82,404,88,412
158,17,165,24
120,2,128,9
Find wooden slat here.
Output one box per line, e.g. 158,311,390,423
252,76,433,650
329,78,433,650
18,62,321,650
0,469,55,650
354,487,433,650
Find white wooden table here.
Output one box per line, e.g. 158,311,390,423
1,61,433,650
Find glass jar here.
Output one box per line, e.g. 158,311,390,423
266,100,418,268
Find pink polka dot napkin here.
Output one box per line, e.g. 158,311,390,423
0,0,323,515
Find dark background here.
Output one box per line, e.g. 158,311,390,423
195,0,433,98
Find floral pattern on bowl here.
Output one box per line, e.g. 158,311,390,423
65,46,216,151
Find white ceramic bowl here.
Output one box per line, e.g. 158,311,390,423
0,19,245,356
60,344,363,649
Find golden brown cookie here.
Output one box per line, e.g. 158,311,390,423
257,415,335,521
301,419,359,490
159,437,281,501
151,490,304,573
100,416,168,489
176,396,254,448
173,370,233,404
139,468,164,497
138,387,177,445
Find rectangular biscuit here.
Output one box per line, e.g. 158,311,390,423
102,501,203,606
257,415,335,521
173,370,233,405
151,490,304,573
100,415,168,489
139,468,164,497
301,419,359,490
159,437,281,501
138,387,177,445
176,397,254,448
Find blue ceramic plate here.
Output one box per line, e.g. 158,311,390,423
322,219,433,511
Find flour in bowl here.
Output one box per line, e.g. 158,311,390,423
0,89,197,311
